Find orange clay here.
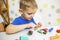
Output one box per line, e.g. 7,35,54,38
56,29,60,33
50,35,58,40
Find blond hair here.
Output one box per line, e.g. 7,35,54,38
20,0,38,10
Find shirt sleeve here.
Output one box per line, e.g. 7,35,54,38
32,18,36,25
11,18,20,25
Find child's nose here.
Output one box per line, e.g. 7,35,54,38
31,14,34,17
31,15,34,17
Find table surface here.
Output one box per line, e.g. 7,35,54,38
0,26,60,40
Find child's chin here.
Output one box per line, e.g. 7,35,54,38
28,19,31,20
28,18,32,20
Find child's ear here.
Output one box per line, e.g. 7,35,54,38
19,9,23,12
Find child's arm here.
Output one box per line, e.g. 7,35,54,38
6,22,36,34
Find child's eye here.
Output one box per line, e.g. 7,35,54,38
28,13,32,15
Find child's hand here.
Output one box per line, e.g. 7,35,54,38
35,22,42,28
27,22,36,28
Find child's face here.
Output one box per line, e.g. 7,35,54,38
22,7,37,20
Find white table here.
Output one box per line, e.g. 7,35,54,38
0,26,60,40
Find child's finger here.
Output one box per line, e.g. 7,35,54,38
38,22,42,27
30,27,32,28
34,25,39,28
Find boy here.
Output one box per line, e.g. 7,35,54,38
6,0,42,34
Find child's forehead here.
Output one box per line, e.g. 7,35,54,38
25,7,37,12
26,7,37,10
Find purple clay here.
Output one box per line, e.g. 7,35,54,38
49,27,53,32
